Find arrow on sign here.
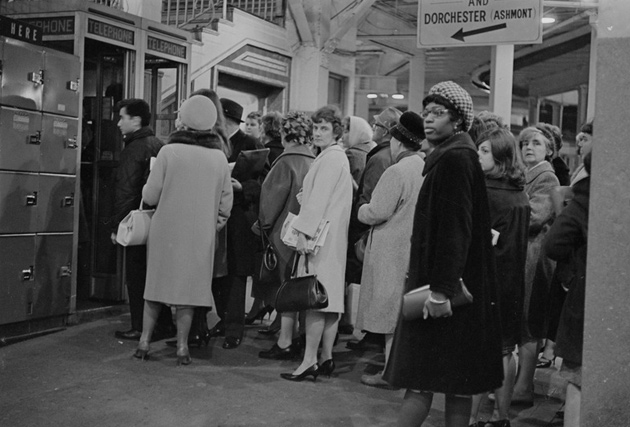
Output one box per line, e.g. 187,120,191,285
451,23,508,42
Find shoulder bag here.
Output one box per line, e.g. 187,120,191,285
258,228,280,287
115,200,154,246
275,253,328,312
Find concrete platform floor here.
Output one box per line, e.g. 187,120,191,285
0,313,565,427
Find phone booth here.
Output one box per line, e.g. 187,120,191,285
2,3,191,329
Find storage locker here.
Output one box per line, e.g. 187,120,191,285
0,171,39,234
0,234,37,325
0,106,42,172
0,37,44,111
37,174,75,232
42,48,81,118
33,234,73,318
40,114,79,174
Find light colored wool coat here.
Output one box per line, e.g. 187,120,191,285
292,144,353,313
143,142,233,306
356,152,425,333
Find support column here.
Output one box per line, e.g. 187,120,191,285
290,45,329,111
582,0,630,425
489,44,514,128
408,52,425,114
587,12,598,120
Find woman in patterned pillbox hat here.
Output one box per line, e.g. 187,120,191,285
383,81,503,427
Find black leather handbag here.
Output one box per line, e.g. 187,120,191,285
275,253,328,313
258,229,280,287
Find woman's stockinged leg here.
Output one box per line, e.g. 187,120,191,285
277,312,297,349
294,310,325,374
139,300,162,344
175,306,194,353
398,389,433,427
495,352,517,419
444,394,472,427
319,312,340,363
513,339,540,400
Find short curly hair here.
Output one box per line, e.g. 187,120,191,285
311,105,343,139
282,111,313,145
261,111,283,140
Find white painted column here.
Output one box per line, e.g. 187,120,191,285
289,45,329,112
489,44,514,128
408,51,425,114
586,12,598,120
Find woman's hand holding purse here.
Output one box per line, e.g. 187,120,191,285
296,231,310,255
423,291,453,319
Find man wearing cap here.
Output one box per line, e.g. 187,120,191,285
210,98,264,349
110,98,175,342
345,106,402,350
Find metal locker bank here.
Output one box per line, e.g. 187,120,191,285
0,16,81,337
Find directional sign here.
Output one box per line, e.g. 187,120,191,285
418,0,543,48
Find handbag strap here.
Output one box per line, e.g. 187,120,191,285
289,253,310,278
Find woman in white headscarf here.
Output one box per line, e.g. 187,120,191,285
341,116,375,190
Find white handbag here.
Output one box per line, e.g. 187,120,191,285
115,200,155,246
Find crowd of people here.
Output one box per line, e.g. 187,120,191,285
110,81,591,427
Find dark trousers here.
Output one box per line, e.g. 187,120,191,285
212,274,247,339
125,246,173,332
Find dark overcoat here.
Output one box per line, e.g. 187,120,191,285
383,132,503,395
227,129,264,275
544,176,589,366
486,177,530,347
256,144,315,303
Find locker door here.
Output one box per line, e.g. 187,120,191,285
0,235,37,325
40,114,79,174
43,49,81,117
33,234,73,318
0,38,44,111
0,171,39,234
0,107,42,172
37,174,75,232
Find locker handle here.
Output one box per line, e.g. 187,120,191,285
25,192,38,206
29,131,42,145
67,80,79,92
66,137,78,149
63,194,74,207
28,70,44,86
60,265,72,277
22,266,35,281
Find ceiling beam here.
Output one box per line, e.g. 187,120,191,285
357,33,416,41
287,0,314,45
323,0,377,53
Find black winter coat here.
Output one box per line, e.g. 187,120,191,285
111,126,163,232
486,177,530,347
226,129,265,275
383,132,503,395
544,176,590,365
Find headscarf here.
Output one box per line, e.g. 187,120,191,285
347,116,374,148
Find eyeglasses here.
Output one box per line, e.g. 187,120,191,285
420,107,450,119
372,122,388,131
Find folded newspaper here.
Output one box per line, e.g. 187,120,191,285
281,212,330,255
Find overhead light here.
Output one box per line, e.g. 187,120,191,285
542,16,556,24
392,93,405,100
367,93,378,99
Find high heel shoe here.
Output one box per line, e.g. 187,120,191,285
245,305,273,325
133,341,150,360
319,359,335,377
536,356,555,369
280,364,319,382
166,330,211,348
176,349,192,366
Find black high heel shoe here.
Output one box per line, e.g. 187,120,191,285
176,349,192,366
133,341,150,361
319,359,335,377
536,356,555,369
280,364,319,382
245,305,273,325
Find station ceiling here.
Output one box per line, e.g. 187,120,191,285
352,0,595,107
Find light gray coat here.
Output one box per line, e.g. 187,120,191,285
356,152,425,333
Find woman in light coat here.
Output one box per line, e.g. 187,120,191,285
512,125,560,404
133,96,233,365
356,111,425,388
280,105,353,382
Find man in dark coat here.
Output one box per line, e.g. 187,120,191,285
211,98,264,349
110,98,174,341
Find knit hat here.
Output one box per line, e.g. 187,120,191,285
390,111,425,148
426,81,474,132
178,95,217,131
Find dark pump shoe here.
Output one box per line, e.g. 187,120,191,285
209,322,225,338
115,329,142,340
259,343,297,360
222,337,241,349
